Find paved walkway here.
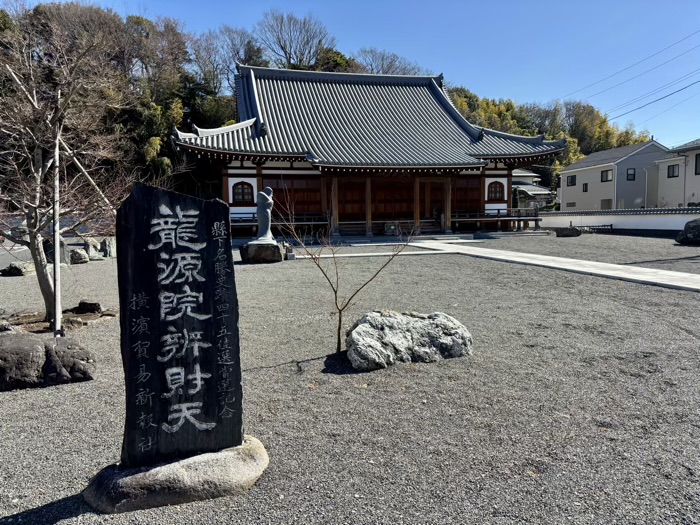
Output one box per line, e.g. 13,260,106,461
411,240,700,293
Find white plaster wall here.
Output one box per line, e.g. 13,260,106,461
227,177,257,216
540,212,700,230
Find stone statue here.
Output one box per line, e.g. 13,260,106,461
239,186,283,262
250,187,275,244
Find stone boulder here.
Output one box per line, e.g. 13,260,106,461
239,243,283,264
70,248,90,264
100,237,117,258
554,226,581,238
83,435,269,513
0,261,35,276
43,238,69,264
0,333,96,391
676,218,700,245
0,334,45,390
346,310,473,371
83,238,102,259
0,320,13,332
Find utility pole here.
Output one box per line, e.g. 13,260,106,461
53,89,63,337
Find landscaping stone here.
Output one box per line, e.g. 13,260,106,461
555,227,581,238
239,243,284,264
346,310,473,371
46,338,96,384
83,238,101,258
0,261,35,276
70,248,90,264
0,334,45,390
100,237,117,257
83,435,269,513
76,300,102,314
676,218,700,245
43,238,69,264
0,333,96,391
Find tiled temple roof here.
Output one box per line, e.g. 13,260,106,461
174,65,566,170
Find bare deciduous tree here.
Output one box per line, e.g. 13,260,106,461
189,30,226,95
218,26,268,92
255,10,336,69
0,2,136,327
354,47,426,76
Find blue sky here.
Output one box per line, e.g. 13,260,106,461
86,0,700,147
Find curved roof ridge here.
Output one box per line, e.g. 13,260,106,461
191,118,256,137
477,127,566,147
237,64,440,86
427,79,482,141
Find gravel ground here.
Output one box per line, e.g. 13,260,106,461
486,233,700,275
1,237,699,524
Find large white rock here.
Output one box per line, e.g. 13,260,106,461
346,310,473,371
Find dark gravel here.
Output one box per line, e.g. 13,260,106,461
1,236,699,524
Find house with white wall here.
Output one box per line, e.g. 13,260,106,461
655,138,700,207
559,141,668,210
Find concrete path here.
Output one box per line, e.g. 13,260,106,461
411,240,700,293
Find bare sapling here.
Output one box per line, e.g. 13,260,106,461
276,188,412,353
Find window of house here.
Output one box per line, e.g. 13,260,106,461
601,169,613,182
566,202,576,207
582,183,588,192
695,153,700,175
627,168,636,181
232,181,255,205
487,181,504,201
668,164,679,178
566,175,576,186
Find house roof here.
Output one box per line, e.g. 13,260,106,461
561,141,663,172
671,138,700,152
512,181,554,196
174,65,566,171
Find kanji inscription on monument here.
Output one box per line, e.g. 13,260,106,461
117,183,243,467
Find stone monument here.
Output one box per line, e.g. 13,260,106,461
239,187,284,263
83,183,268,513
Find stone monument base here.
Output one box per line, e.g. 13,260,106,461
239,242,283,264
82,436,269,513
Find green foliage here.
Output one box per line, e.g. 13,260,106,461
144,137,162,163
448,87,650,172
314,47,360,72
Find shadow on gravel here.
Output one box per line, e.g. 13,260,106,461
322,351,359,375
624,253,700,265
0,494,90,525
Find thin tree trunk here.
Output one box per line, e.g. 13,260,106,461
28,231,55,323
336,310,343,354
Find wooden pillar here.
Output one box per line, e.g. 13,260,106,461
413,176,420,233
331,176,339,236
365,177,373,236
443,177,452,233
320,177,328,216
507,167,513,232
424,182,431,219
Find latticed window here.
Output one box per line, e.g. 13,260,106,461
487,181,505,201
232,182,254,205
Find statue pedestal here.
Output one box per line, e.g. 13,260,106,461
83,436,269,513
239,242,283,264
